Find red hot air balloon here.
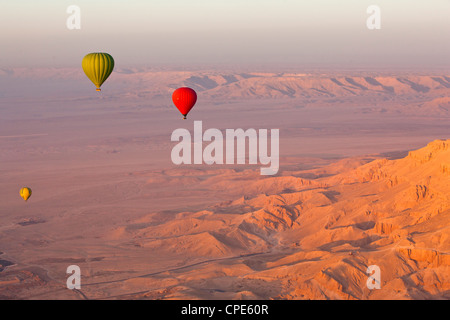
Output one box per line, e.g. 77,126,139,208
172,87,197,119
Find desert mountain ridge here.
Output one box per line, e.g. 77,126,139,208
1,68,449,119
74,140,450,299
1,67,450,101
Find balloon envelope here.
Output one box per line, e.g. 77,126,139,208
172,87,197,119
82,53,114,91
20,187,32,201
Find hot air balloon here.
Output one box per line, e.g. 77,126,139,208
82,53,114,91
172,87,197,119
20,187,32,202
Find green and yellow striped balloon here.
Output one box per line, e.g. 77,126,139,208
82,53,114,91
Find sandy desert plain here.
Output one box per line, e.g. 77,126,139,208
0,67,449,299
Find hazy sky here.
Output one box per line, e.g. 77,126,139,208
0,0,449,69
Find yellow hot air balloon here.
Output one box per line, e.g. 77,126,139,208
82,52,114,91
20,187,32,201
